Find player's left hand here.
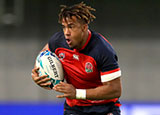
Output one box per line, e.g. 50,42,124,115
53,82,76,99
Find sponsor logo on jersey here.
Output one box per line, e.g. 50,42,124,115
59,53,65,60
73,54,79,60
85,62,93,73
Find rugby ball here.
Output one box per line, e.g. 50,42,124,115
36,50,64,88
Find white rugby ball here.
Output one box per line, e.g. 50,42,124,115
36,50,64,88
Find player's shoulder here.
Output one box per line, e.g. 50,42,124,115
91,31,114,53
90,31,119,70
48,31,67,52
49,31,64,42
48,31,66,47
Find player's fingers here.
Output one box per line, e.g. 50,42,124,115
53,86,68,93
53,83,65,90
31,73,39,81
56,94,69,98
39,75,49,79
31,68,39,77
37,78,51,84
57,81,69,87
32,67,39,74
34,75,48,82
40,82,51,87
56,95,65,98
54,84,64,88
59,81,67,85
54,82,66,88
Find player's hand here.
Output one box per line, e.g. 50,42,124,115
53,82,76,99
31,67,51,89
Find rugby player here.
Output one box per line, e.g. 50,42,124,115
32,2,122,115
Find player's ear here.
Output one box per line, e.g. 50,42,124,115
82,24,88,32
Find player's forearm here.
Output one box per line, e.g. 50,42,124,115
86,85,121,100
86,78,121,100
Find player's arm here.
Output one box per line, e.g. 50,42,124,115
31,43,52,90
53,77,121,100
86,77,122,100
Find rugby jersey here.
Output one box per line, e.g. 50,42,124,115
48,30,121,107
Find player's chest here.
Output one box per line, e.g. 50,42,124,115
55,48,99,80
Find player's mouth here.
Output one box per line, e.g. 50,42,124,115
66,39,72,45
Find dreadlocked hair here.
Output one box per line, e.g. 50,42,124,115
58,2,96,24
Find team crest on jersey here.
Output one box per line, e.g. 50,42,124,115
85,62,93,73
59,53,65,60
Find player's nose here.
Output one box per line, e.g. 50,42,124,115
64,27,71,37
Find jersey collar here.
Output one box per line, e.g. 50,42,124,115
74,30,91,52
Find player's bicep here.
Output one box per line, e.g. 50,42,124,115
102,77,121,86
102,77,122,97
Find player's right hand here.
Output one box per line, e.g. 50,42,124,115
31,67,51,90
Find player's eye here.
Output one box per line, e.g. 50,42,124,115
61,25,65,29
68,24,74,29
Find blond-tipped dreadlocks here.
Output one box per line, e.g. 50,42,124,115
58,2,96,24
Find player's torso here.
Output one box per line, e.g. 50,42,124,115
52,31,103,89
55,47,102,89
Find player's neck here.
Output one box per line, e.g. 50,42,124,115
83,30,89,44
77,30,89,50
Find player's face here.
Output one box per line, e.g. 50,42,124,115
61,16,88,49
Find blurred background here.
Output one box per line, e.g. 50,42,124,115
0,0,160,115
